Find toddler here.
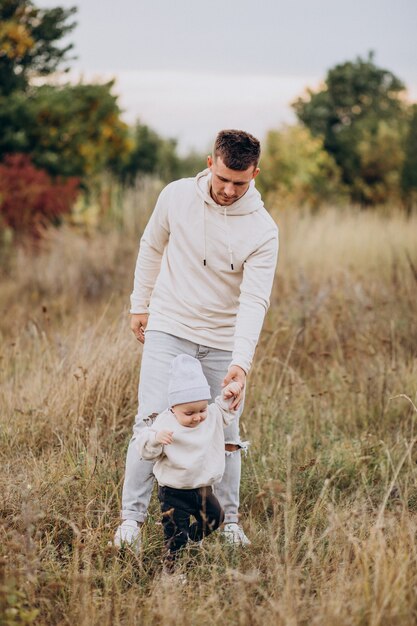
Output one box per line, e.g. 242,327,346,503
137,353,241,572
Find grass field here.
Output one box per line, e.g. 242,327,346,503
1,200,417,625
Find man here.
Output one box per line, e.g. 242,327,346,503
114,129,279,551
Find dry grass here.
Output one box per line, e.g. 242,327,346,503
1,202,417,625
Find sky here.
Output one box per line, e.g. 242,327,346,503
39,0,417,153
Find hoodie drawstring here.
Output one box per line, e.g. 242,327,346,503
196,170,261,271
202,200,235,271
224,207,234,270
203,202,207,266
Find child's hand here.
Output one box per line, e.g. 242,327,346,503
155,430,174,445
222,365,246,409
223,381,242,401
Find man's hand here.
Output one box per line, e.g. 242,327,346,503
155,430,174,445
222,365,246,410
223,381,243,401
130,313,149,344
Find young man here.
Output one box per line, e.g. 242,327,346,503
114,129,279,552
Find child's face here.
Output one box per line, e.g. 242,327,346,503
171,400,209,428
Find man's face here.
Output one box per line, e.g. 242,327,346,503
207,155,260,206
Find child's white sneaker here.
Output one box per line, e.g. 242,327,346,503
222,523,251,546
113,520,141,553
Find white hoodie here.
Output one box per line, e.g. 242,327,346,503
130,169,278,373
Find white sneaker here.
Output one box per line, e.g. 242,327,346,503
222,523,251,546
113,520,141,553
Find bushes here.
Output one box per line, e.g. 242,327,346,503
0,153,79,239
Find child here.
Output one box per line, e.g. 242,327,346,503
137,353,242,572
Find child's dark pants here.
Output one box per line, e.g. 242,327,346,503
158,485,224,570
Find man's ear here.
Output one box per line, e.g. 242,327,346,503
207,155,213,168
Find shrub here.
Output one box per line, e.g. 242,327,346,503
0,153,79,239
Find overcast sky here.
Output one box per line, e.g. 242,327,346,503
40,0,417,153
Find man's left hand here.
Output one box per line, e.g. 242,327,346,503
222,365,246,410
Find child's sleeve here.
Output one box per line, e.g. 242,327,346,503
213,392,238,426
136,428,164,460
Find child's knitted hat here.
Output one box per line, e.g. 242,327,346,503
168,354,211,407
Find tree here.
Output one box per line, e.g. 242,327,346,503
293,53,406,204
0,0,76,96
0,1,131,181
177,150,207,179
0,82,131,179
401,104,417,213
0,0,190,214
0,153,79,239
257,125,345,209
355,121,404,205
118,121,182,185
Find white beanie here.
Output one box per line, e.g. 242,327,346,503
168,354,212,407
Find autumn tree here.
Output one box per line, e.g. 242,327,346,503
0,1,132,238
0,82,131,178
257,125,345,209
0,153,79,239
293,53,406,205
401,104,417,213
0,1,130,181
0,0,76,96
118,122,206,185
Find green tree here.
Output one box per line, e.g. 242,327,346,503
293,53,406,205
0,0,131,182
177,150,207,179
401,104,417,213
0,82,131,179
0,0,189,192
0,0,76,96
119,121,182,184
355,120,404,205
257,125,345,209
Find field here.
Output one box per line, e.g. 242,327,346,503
1,194,417,625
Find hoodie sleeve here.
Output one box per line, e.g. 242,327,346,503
213,393,238,426
136,427,164,460
130,185,171,314
231,228,279,373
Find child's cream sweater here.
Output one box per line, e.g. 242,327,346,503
137,394,236,489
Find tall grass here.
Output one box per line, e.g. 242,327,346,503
1,199,416,625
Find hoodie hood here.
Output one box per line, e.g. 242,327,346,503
195,168,264,270
195,168,264,216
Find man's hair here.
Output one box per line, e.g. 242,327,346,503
213,129,260,170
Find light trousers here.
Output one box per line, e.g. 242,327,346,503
121,330,245,524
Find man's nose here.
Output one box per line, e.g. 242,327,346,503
224,183,235,196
